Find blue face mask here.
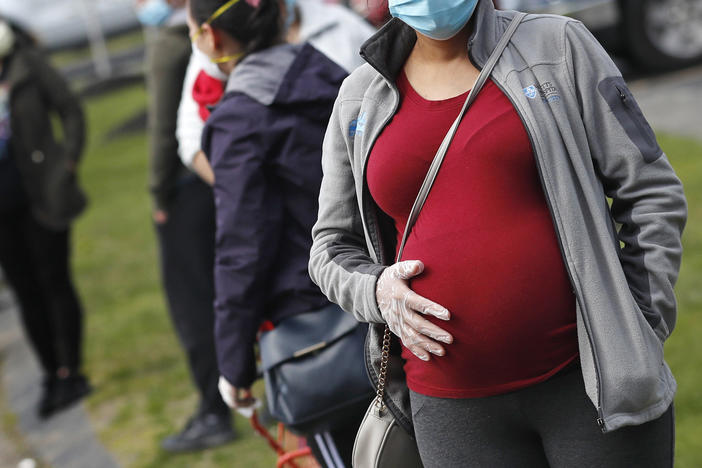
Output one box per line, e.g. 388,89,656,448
389,0,479,41
137,0,174,27
284,0,298,30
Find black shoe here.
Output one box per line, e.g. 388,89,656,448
38,374,93,420
38,377,58,419
161,413,235,453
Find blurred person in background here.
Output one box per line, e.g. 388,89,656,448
172,2,375,458
0,19,90,419
136,0,234,453
347,0,390,28
177,0,376,182
187,0,360,465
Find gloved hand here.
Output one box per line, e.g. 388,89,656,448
218,376,261,418
376,260,453,361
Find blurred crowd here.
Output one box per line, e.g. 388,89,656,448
0,0,384,466
138,0,378,462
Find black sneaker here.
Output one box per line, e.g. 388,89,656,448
161,413,235,453
38,377,58,419
38,374,92,420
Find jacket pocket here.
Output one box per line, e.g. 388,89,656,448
632,298,669,345
44,155,87,221
597,76,663,163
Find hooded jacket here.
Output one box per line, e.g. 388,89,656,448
176,0,375,168
202,43,347,388
309,0,687,433
4,45,86,229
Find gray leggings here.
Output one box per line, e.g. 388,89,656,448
409,366,674,468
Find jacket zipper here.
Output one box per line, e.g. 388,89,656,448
466,44,608,427
358,81,415,430
361,85,401,265
491,78,608,433
615,84,657,150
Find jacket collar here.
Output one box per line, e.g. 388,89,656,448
359,0,501,83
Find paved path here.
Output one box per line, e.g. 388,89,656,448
630,65,702,141
0,430,23,468
0,288,119,468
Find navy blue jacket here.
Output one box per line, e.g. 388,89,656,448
202,43,347,387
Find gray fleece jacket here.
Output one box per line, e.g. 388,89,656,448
309,0,687,434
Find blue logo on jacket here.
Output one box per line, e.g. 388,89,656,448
524,82,561,103
349,112,366,137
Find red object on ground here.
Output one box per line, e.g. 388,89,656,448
367,71,579,399
249,411,319,468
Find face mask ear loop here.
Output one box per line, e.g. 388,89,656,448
211,52,244,64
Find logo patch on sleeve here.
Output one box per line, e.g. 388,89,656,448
349,112,366,138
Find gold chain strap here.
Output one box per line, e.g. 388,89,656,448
374,324,392,410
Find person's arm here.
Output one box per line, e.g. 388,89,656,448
204,103,283,389
310,86,452,361
309,87,387,324
565,20,687,341
176,54,207,168
145,26,190,212
190,150,214,185
29,51,85,169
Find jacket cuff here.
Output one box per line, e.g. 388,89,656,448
150,187,171,212
365,265,387,324
219,359,257,389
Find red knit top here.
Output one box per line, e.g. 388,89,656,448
366,72,579,398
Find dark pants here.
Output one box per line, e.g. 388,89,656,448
0,207,83,375
155,178,228,417
410,365,675,468
307,423,362,468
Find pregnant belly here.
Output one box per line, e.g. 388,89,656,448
400,215,578,397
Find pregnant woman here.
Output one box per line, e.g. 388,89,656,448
309,0,686,466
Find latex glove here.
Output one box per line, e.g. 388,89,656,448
218,376,261,418
376,260,453,361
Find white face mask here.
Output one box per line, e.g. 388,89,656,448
0,21,15,59
191,43,229,81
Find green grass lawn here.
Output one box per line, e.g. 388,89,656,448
73,84,702,467
657,134,702,468
74,84,275,468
